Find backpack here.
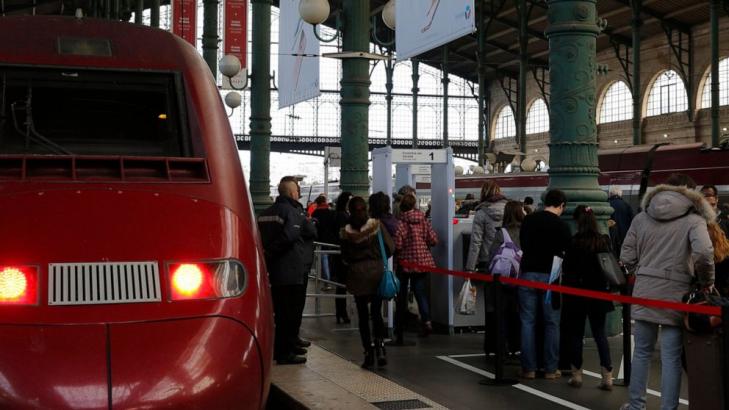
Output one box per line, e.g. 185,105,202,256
488,228,522,278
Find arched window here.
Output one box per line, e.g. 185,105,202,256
369,104,387,139
525,99,549,134
493,106,516,139
464,108,479,140
701,58,729,108
418,106,437,139
392,105,412,139
598,81,633,124
646,70,689,116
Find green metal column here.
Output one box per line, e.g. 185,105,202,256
135,0,143,24
340,0,371,197
412,59,420,149
151,0,160,27
517,0,528,155
631,0,642,146
477,2,487,166
711,0,721,147
442,47,450,147
249,0,273,212
546,0,610,222
202,0,219,77
385,56,394,145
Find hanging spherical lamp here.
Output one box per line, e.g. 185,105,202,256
299,0,330,25
382,0,396,30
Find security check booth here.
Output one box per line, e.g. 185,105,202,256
372,147,484,334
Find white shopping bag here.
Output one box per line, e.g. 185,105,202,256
456,279,478,315
545,256,563,305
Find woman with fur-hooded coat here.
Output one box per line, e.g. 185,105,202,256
619,176,715,410
340,197,394,369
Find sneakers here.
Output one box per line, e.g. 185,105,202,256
543,369,561,380
599,367,614,391
518,370,536,380
567,367,583,387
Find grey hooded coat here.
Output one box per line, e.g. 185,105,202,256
620,185,715,326
466,198,507,271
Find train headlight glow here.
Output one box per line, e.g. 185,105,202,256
168,260,246,301
0,266,37,305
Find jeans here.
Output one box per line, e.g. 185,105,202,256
627,320,683,410
355,295,385,350
518,271,560,372
562,303,612,370
394,271,431,338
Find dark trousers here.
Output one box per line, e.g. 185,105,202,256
483,285,521,355
331,255,349,320
394,271,430,338
272,283,305,359
355,295,385,350
562,304,612,370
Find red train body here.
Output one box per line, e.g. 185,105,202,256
422,143,729,206
0,16,273,409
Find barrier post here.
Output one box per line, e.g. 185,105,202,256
615,285,632,387
480,274,517,386
723,305,729,409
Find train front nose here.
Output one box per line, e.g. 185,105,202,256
109,317,263,409
0,318,263,409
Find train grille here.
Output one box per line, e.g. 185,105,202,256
48,262,161,305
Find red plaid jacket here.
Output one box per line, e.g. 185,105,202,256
394,210,438,272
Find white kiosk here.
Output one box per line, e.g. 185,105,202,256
373,146,481,334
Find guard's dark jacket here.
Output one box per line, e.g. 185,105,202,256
258,196,317,286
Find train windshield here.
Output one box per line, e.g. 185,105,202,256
0,67,191,157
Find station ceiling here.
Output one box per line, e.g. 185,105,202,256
3,0,718,83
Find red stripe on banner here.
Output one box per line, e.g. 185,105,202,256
399,261,722,317
173,0,197,45
224,0,247,68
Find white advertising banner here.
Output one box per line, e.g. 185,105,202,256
395,0,475,60
278,0,321,109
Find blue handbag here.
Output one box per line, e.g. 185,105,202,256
377,229,400,300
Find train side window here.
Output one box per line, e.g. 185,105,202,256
0,67,192,157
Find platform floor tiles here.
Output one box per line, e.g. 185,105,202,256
296,289,690,410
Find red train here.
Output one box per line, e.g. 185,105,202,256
421,143,729,207
0,16,273,409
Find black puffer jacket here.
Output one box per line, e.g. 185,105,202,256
258,196,317,286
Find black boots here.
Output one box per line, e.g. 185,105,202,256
375,339,387,367
362,347,375,369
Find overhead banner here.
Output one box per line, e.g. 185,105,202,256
172,0,197,46
278,0,321,109
222,0,247,89
224,0,247,68
396,0,475,60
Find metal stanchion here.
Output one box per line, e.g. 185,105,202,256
722,305,729,409
480,274,518,386
615,284,632,387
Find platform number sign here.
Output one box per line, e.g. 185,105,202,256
391,149,447,164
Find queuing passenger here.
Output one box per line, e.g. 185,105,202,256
701,185,729,236
332,192,354,324
393,185,416,219
311,195,336,288
620,173,715,410
486,200,525,356
456,193,479,215
465,181,508,353
258,176,317,365
369,192,399,238
340,197,394,369
394,193,438,338
707,221,729,296
561,205,615,390
608,185,634,251
523,196,535,215
518,189,572,379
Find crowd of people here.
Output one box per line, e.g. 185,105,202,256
257,173,729,409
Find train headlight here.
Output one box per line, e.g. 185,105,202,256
168,260,246,301
0,266,38,305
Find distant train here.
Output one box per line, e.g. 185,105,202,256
0,16,272,409
300,143,729,209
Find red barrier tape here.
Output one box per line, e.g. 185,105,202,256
400,261,722,317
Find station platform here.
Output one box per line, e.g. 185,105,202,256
270,292,690,410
